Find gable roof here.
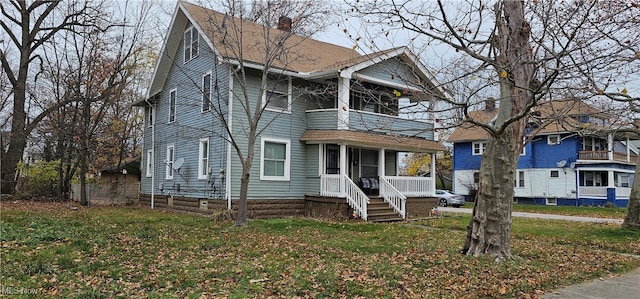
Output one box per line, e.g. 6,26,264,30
447,99,608,143
142,1,442,100
181,1,362,74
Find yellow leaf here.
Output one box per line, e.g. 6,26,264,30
500,70,508,78
622,88,628,95
499,286,507,294
393,90,402,97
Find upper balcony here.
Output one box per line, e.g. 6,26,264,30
305,108,435,140
578,150,637,163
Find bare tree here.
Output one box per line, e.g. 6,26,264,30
0,0,104,193
350,0,640,259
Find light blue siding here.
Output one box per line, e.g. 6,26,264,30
140,20,230,199
227,72,313,199
357,57,419,86
350,111,434,139
305,109,338,130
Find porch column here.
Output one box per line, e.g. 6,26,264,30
608,170,615,188
337,72,352,130
340,144,347,193
378,149,385,177
431,153,436,192
607,134,614,160
627,136,631,162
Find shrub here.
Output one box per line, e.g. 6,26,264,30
16,160,60,198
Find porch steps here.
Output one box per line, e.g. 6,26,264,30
367,197,404,223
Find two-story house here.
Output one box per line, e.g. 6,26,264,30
133,1,446,221
449,99,637,207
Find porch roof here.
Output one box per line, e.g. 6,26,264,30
300,130,445,152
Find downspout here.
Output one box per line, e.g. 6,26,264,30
144,98,156,209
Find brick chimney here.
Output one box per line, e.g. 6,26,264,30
277,16,292,32
485,97,496,112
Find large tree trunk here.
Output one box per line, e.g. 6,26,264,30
1,43,30,194
623,154,640,229
462,0,533,260
462,130,516,259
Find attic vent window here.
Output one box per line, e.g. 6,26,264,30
184,26,199,63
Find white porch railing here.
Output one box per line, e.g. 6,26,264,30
384,176,434,197
379,177,407,219
579,186,631,198
321,174,369,220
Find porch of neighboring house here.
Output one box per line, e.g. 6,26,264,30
302,130,443,222
576,168,633,207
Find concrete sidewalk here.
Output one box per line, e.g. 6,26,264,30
436,207,623,224
541,268,640,299
436,207,638,298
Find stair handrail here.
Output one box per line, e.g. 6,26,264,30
342,175,369,220
379,176,407,219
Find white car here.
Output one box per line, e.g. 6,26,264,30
436,190,465,207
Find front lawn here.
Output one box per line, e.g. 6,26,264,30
2,201,639,298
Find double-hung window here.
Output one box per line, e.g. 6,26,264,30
198,138,209,180
472,141,486,155
146,105,154,127
184,27,199,63
202,73,211,112
169,89,176,123
166,145,175,180
146,150,153,177
260,137,290,181
515,171,525,188
263,75,291,112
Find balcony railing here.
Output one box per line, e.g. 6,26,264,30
578,150,637,162
305,109,434,140
578,186,631,198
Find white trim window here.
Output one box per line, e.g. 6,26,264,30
146,150,153,177
472,141,486,155
169,89,177,123
146,105,154,127
515,171,525,188
263,75,291,112
184,26,199,63
550,170,559,178
548,135,560,145
198,138,209,180
546,197,558,206
202,72,211,112
166,145,175,180
260,137,290,181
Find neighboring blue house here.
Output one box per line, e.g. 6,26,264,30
449,99,637,207
133,1,446,220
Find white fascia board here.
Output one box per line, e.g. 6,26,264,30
144,3,184,100
352,73,422,92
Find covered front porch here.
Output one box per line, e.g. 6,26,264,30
301,130,445,221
